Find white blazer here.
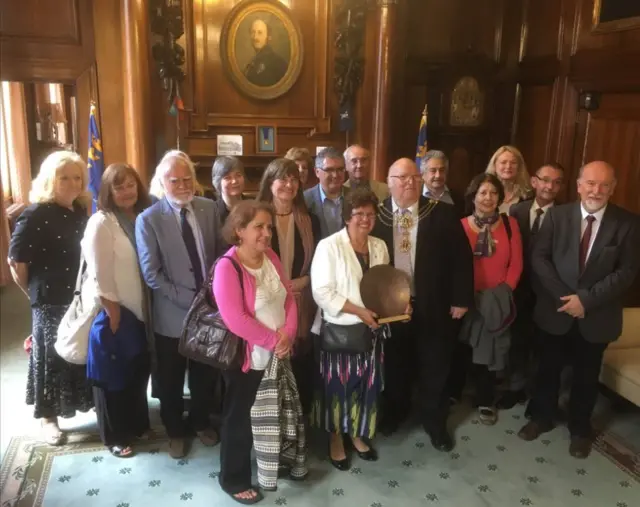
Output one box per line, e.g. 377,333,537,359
311,227,390,326
82,211,145,322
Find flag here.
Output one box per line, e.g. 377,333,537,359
415,105,428,166
87,103,104,212
338,99,354,132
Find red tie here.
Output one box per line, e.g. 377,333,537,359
579,215,595,273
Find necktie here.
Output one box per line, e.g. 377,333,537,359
180,208,204,291
531,208,544,235
579,215,595,273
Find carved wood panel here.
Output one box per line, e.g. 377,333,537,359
0,0,95,83
179,0,339,162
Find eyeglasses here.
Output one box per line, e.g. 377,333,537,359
319,166,345,176
390,175,422,185
534,175,563,186
351,211,377,220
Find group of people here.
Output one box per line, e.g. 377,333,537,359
7,141,639,504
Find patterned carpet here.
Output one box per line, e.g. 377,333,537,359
1,405,638,507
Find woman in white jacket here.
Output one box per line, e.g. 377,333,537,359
81,163,152,457
310,188,390,471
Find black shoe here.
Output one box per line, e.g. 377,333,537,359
349,439,378,461
496,390,527,410
329,456,350,471
424,425,454,452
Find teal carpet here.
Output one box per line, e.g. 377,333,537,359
1,405,637,507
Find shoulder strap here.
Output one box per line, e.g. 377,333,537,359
74,254,87,295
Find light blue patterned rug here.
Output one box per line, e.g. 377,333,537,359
1,404,637,507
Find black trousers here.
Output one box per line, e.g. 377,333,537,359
383,307,457,429
291,336,315,416
508,288,538,393
531,324,607,437
93,354,150,447
219,368,263,495
154,333,217,438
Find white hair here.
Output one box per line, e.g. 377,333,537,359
29,150,92,207
149,150,200,199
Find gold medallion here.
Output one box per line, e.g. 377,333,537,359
399,236,411,253
397,213,414,230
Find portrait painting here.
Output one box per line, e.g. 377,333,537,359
592,0,640,32
220,0,304,100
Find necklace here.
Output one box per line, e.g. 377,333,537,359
377,200,438,253
275,210,293,216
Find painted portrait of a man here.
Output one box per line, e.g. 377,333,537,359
241,17,289,87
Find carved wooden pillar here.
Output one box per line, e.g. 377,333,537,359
371,0,399,182
121,0,153,182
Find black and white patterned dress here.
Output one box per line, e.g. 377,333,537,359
9,202,94,419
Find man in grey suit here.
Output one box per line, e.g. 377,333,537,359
518,161,640,459
304,146,348,239
136,150,223,458
498,162,565,411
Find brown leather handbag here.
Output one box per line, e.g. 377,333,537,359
178,256,245,370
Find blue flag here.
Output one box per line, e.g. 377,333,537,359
415,105,428,166
87,103,104,212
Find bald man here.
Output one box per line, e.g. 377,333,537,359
518,161,640,459
372,158,473,451
343,145,389,202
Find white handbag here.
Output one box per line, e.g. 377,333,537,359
55,256,100,365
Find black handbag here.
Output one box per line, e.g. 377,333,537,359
320,320,373,354
178,256,245,370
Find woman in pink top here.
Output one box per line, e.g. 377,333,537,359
212,200,298,505
456,173,523,425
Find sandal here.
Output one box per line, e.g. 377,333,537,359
228,488,264,505
478,406,498,426
108,445,134,458
41,421,64,446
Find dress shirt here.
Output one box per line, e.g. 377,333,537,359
319,185,344,238
529,200,554,230
423,185,455,205
580,203,607,262
391,199,419,271
168,200,207,280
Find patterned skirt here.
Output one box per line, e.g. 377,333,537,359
311,332,385,439
27,305,94,419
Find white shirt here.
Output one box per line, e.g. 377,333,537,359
168,200,207,280
81,211,144,321
391,199,419,271
529,200,554,230
244,257,286,370
580,203,607,261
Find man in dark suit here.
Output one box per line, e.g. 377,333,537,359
420,150,465,218
303,147,348,239
373,158,474,451
498,163,565,410
244,19,287,87
518,161,640,459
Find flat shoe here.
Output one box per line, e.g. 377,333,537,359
196,428,219,447
228,488,263,505
41,422,65,446
109,445,134,458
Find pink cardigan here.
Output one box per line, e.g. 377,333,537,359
212,246,298,372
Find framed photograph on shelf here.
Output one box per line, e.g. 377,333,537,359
256,125,277,154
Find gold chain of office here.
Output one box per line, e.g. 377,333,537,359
377,200,439,252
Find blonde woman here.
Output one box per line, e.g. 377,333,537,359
8,150,94,445
485,146,531,213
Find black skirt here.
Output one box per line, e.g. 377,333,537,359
27,305,94,419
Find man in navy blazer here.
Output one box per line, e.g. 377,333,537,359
136,150,224,459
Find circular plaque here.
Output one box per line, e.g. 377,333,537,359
360,265,411,318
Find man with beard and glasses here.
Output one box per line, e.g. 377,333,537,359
518,161,639,459
420,150,465,218
304,147,348,240
498,163,565,413
136,151,224,459
372,158,473,452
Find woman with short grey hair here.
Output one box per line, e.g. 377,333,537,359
211,156,246,224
